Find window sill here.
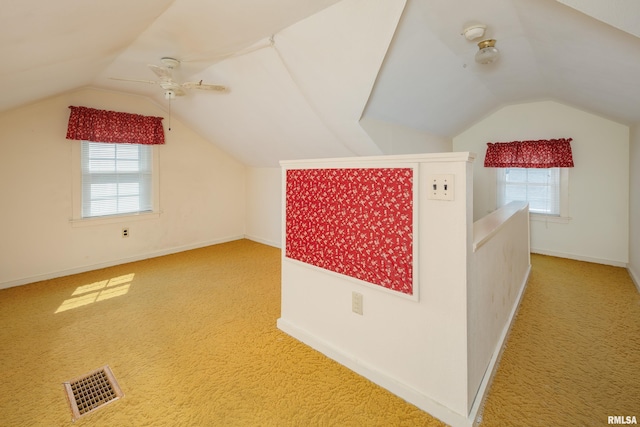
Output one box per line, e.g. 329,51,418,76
530,213,571,224
70,211,161,228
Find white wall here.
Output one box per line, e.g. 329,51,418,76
629,124,640,290
469,202,530,409
0,88,246,288
245,167,281,247
278,153,478,426
453,101,629,266
360,116,451,154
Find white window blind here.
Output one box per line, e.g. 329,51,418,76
497,168,560,215
81,142,153,218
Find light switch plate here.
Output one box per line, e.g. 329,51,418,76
428,174,454,201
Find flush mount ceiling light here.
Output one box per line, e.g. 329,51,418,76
475,39,499,64
462,24,486,41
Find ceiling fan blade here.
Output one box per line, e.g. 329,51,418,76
148,64,172,79
182,81,228,92
109,77,158,85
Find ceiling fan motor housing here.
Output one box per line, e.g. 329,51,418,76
160,57,180,69
160,81,185,96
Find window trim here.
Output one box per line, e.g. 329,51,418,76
494,167,571,223
70,142,161,226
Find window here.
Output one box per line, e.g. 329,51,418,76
497,167,569,219
81,142,153,218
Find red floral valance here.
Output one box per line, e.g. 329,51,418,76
66,106,165,145
484,138,574,168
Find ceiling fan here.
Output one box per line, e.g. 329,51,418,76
110,57,228,99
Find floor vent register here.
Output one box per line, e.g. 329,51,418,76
63,365,123,421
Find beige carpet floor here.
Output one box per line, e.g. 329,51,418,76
0,239,638,426
480,253,640,427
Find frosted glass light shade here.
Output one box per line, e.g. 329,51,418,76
475,39,499,64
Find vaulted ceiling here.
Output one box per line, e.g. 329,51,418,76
3,0,640,167
365,0,640,138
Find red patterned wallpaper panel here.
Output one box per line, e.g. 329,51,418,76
285,168,414,295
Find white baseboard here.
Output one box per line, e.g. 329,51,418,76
628,264,640,294
468,264,531,426
531,248,627,267
244,234,281,249
276,318,474,427
0,235,245,290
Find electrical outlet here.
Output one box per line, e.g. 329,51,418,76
352,292,363,315
428,174,454,201
122,227,129,238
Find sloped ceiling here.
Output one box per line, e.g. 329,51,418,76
2,0,640,167
364,0,640,138
1,0,173,110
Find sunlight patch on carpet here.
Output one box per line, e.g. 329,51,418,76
55,274,134,313
63,365,123,421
